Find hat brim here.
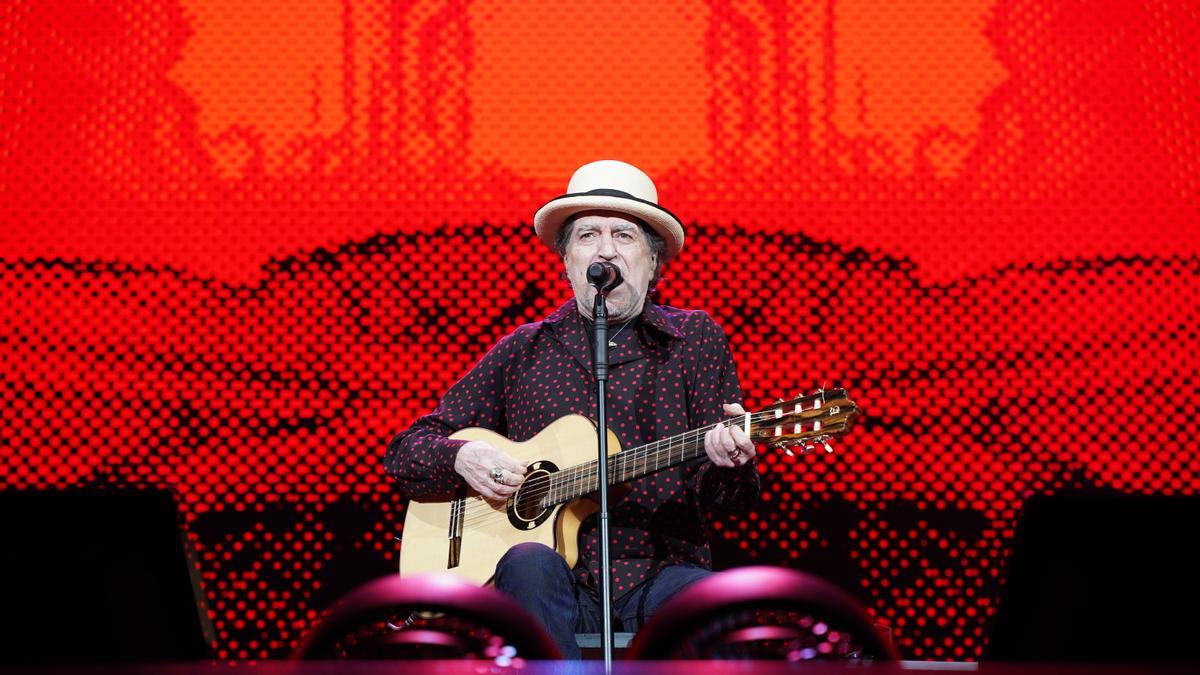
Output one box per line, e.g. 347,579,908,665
534,190,684,260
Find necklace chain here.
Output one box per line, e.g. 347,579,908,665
607,316,636,348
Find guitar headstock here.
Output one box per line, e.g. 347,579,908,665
746,388,859,456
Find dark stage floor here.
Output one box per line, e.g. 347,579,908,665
4,661,1200,675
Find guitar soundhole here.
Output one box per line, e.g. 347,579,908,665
508,461,558,531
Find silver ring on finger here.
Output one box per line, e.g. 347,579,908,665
490,466,505,484
728,448,741,460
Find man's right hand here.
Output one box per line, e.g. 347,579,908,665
454,440,527,502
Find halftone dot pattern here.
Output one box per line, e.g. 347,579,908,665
2,0,1198,661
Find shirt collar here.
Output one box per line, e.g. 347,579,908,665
544,299,683,341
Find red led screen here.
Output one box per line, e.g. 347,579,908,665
2,0,1198,661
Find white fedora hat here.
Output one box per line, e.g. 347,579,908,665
533,160,685,260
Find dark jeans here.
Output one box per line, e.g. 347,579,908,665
493,542,711,659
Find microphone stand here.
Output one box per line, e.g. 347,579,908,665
591,289,615,670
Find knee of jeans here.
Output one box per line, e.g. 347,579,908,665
497,542,560,573
494,543,569,590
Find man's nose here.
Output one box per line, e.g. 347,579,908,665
597,231,618,259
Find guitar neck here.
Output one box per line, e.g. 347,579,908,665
539,389,856,506
545,420,730,505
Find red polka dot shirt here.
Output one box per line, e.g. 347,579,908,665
385,300,760,599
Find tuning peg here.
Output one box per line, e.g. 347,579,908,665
822,441,834,454
783,448,795,457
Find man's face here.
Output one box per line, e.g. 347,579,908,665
562,211,658,322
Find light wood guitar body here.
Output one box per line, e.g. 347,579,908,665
400,415,621,584
398,389,858,585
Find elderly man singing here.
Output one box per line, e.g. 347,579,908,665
385,160,758,658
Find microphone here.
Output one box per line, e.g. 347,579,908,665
587,262,623,292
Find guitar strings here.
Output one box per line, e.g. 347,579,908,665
456,421,723,527
456,417,735,528
456,408,824,526
457,408,818,526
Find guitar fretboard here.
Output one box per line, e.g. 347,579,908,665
541,419,733,506
529,389,854,508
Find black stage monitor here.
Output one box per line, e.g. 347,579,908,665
984,490,1200,662
0,487,213,663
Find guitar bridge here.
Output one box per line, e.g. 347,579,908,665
447,497,464,569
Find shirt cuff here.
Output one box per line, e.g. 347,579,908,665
421,436,471,482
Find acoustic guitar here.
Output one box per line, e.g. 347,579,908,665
398,389,859,583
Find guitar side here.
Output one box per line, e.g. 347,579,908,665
398,415,622,584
